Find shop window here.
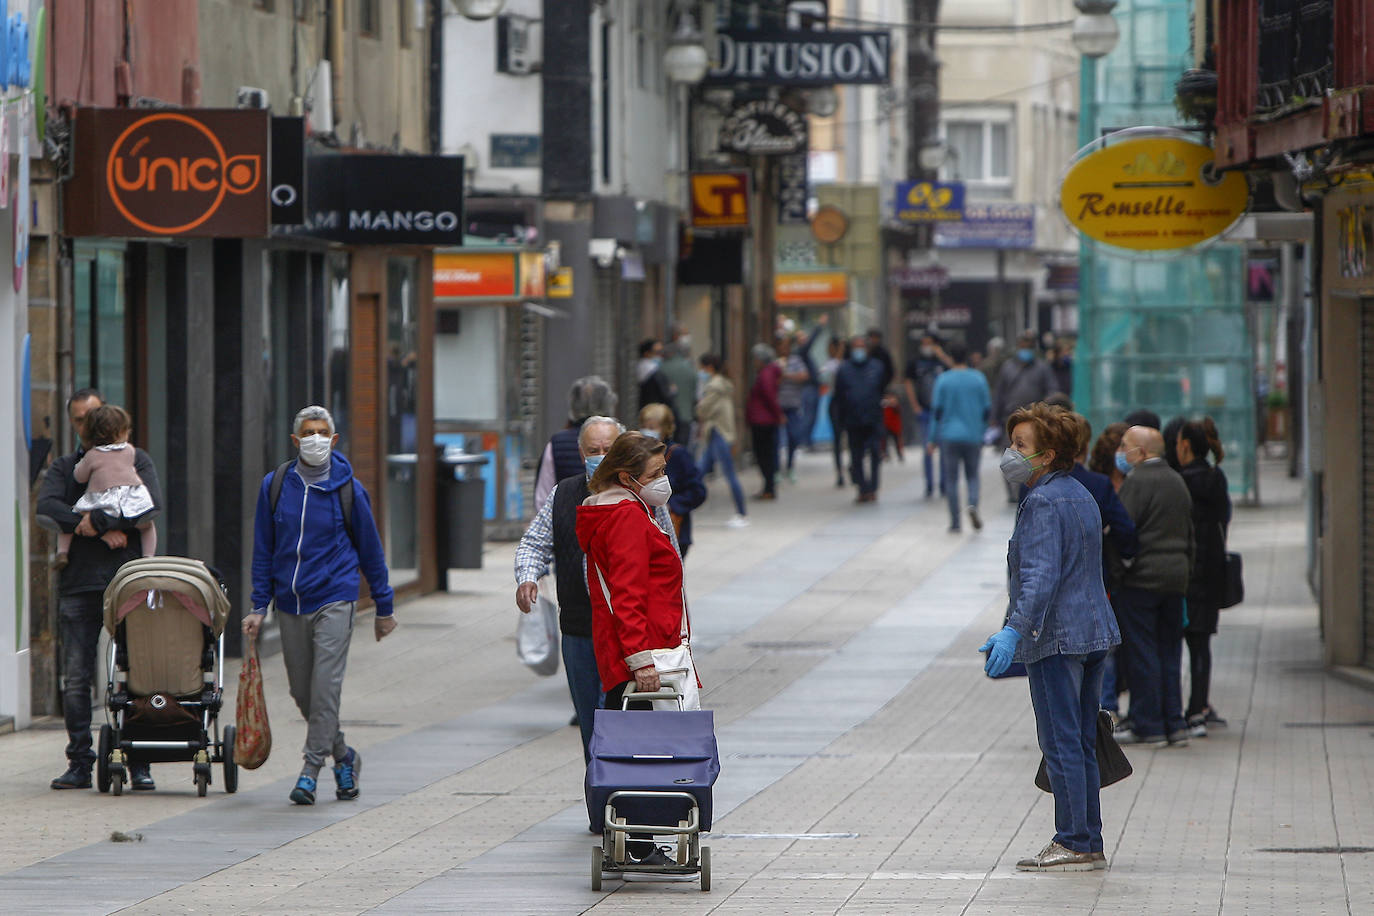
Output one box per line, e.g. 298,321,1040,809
385,258,420,586
435,307,502,422
73,242,128,409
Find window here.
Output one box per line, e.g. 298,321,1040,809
73,242,128,408
358,0,379,37
384,258,420,586
941,116,1013,199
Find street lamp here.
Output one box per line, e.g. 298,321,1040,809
664,12,710,84
454,0,505,20
1071,0,1119,59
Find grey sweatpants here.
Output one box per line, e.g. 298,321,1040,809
277,600,354,772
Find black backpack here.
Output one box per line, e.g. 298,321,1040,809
268,460,357,548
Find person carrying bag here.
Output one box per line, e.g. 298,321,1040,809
234,632,272,769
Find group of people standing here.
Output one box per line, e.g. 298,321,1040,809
983,398,1233,871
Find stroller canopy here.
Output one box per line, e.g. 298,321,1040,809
102,556,230,638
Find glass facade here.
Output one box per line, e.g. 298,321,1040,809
1075,0,1256,498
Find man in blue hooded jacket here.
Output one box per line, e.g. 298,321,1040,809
244,405,395,806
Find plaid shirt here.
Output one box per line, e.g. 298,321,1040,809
514,480,681,585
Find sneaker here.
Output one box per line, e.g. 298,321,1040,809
1112,716,1133,735
624,845,694,882
333,747,360,800
968,506,983,530
290,774,317,805
725,515,750,529
752,491,776,501
1116,729,1167,748
129,764,156,791
1204,707,1228,728
1166,729,1191,748
947,525,961,533
1187,714,1208,738
786,469,797,484
1091,852,1108,870
51,765,92,790
1016,841,1096,871
835,477,845,488
634,847,677,869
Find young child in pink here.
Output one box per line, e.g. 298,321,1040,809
57,405,156,566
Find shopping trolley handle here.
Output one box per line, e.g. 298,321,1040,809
621,684,685,710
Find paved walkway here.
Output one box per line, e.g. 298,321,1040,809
1,449,1370,914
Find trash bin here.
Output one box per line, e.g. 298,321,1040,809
436,446,488,585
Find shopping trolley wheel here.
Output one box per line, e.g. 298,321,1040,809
611,816,627,865
677,820,690,865
591,846,603,891
700,846,711,892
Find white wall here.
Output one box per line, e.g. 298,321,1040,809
441,0,544,195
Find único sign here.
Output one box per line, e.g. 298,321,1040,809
719,99,807,156
1059,130,1248,253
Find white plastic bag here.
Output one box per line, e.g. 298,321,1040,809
517,591,560,677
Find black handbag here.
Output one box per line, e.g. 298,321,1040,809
1219,551,1244,609
1035,709,1134,793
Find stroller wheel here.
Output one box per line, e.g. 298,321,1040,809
195,771,209,797
222,725,238,794
700,846,711,892
96,725,113,794
111,771,124,796
591,846,603,891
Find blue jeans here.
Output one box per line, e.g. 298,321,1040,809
916,414,940,495
783,407,809,470
800,385,819,447
940,440,982,527
562,633,602,763
1100,649,1118,712
698,429,747,515
1114,587,1186,739
59,593,105,770
846,424,881,495
1027,650,1109,854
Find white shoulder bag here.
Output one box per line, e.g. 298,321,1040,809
593,563,700,711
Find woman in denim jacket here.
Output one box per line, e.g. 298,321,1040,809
981,403,1121,871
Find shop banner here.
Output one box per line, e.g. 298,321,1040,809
1059,130,1248,252
935,203,1034,248
690,171,751,228
777,153,809,225
270,116,306,225
706,30,891,86
64,108,269,237
719,99,807,156
434,251,518,299
894,180,965,223
775,271,848,305
290,154,465,245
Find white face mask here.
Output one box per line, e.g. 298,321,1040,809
636,474,673,507
298,433,332,466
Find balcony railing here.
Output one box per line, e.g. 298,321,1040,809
1256,0,1334,112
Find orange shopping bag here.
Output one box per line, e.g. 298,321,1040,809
234,633,272,769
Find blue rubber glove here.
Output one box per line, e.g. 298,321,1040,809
979,625,1022,678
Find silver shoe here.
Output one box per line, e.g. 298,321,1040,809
1016,841,1096,872
1092,851,1108,870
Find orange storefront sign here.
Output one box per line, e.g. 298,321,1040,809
690,171,751,228
434,252,519,299
64,108,269,237
774,271,848,305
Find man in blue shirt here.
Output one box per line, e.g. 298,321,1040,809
929,342,991,531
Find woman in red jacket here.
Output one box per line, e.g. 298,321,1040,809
576,431,687,712
746,343,784,500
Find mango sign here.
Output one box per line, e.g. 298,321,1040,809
1059,135,1247,252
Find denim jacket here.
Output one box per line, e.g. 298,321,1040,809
1006,470,1121,663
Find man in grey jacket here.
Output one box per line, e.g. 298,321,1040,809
1114,425,1194,748
993,332,1057,501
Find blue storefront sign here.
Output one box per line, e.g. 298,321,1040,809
894,181,964,223
934,202,1035,249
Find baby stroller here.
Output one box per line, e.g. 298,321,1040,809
586,686,720,891
98,556,236,797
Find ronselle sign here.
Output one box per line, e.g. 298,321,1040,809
1059,131,1248,252
64,108,269,237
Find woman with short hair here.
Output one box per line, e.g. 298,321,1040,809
980,403,1121,871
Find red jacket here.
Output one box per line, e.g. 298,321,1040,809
576,488,687,692
746,362,784,425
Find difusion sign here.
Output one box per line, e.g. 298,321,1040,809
706,30,891,86
1059,131,1248,252
64,108,269,237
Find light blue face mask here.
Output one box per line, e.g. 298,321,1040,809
584,455,605,478
851,347,868,363
1115,452,1132,475
1017,348,1034,363
640,428,662,440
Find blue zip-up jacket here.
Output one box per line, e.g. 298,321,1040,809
250,453,394,617
1006,470,1120,663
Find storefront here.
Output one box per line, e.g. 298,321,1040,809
1314,182,1374,673
431,247,549,539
